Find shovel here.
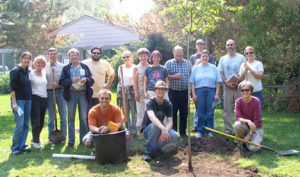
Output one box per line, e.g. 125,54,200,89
49,67,63,144
204,127,299,156
120,65,129,129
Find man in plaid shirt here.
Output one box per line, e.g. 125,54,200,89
164,46,192,137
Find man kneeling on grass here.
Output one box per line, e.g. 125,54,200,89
141,80,179,161
82,89,123,149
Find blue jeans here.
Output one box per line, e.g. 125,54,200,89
118,98,137,134
252,91,263,110
67,91,88,144
143,123,178,156
11,100,31,153
196,87,215,134
47,89,67,139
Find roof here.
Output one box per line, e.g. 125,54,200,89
52,15,139,49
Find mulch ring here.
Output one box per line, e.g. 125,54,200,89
149,137,259,177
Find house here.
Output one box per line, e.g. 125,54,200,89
52,15,140,63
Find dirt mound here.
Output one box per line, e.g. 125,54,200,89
150,137,257,177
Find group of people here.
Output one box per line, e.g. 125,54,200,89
9,38,265,161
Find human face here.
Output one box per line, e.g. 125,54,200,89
226,40,236,54
69,52,79,65
173,47,184,61
241,87,251,99
91,49,101,61
245,48,255,61
123,54,132,64
20,55,32,68
196,43,205,52
139,53,148,64
201,53,209,65
34,60,46,71
99,93,111,107
48,51,57,63
155,87,167,98
152,54,161,66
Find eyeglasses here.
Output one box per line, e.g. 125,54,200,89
123,56,130,59
92,52,100,55
100,97,110,100
245,52,254,55
226,44,234,46
241,89,250,92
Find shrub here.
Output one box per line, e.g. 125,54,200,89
0,74,10,94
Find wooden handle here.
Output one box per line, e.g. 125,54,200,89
204,127,261,147
52,67,58,130
120,66,128,127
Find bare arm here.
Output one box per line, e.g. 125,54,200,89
104,73,115,89
132,67,140,101
147,110,171,143
143,76,149,99
191,84,197,102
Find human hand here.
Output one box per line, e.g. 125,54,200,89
176,73,182,80
144,92,150,100
103,83,109,89
51,82,60,89
159,128,170,143
80,78,87,84
97,125,107,133
134,93,140,102
72,77,79,83
214,94,219,102
247,121,257,131
12,103,18,112
192,95,197,102
244,63,250,70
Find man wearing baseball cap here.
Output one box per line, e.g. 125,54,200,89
141,80,178,161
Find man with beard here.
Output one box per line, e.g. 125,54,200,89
82,47,115,110
217,39,246,135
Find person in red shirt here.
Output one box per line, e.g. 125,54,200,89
234,80,263,151
82,89,123,148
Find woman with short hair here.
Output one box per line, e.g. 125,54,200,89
234,80,263,151
29,55,48,149
10,51,32,155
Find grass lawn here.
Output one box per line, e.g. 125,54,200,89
0,93,299,177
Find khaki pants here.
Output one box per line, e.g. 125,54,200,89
223,85,240,133
136,90,146,128
234,121,264,151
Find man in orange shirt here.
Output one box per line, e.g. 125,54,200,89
82,89,123,148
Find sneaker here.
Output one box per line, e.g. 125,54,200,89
207,132,214,138
143,154,152,161
21,145,31,152
32,143,41,149
196,132,203,138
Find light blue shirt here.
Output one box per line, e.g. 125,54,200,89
217,53,246,80
190,63,222,88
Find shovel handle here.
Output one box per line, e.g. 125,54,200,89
204,127,261,147
52,67,58,130
120,65,129,129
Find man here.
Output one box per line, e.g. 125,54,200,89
190,39,215,132
141,80,178,161
164,46,192,137
217,39,246,134
82,89,123,148
190,38,215,65
45,47,67,143
82,47,115,109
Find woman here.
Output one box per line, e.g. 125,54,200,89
118,50,137,135
133,48,150,132
59,48,94,147
239,46,264,107
190,50,222,138
144,50,169,102
234,80,263,151
10,51,32,155
29,55,48,149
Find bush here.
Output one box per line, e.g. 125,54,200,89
0,74,10,94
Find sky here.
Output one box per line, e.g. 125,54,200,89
111,0,154,21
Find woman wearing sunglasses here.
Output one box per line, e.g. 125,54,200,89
239,46,264,107
234,80,263,151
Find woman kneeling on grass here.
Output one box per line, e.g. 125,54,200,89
234,80,263,151
10,51,32,155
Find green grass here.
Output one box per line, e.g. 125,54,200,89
0,94,299,177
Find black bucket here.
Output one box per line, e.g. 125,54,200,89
92,129,127,164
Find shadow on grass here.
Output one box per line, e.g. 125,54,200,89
147,154,182,176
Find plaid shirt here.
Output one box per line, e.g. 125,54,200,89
164,58,192,91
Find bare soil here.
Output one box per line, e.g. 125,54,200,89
149,137,258,177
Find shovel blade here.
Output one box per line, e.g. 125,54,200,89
278,150,299,156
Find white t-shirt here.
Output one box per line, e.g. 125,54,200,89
29,70,47,98
239,60,264,92
217,53,246,80
118,64,135,87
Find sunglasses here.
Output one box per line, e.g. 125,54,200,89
241,89,250,92
245,52,254,55
123,56,130,59
92,52,100,55
100,97,110,100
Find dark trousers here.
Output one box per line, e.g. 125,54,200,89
31,95,47,143
168,89,188,136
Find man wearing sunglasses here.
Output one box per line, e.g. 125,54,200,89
217,39,246,135
82,89,123,148
82,47,115,110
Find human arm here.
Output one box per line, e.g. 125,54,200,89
103,63,115,89
244,62,264,79
132,67,140,102
147,110,171,143
234,99,257,131
9,70,18,111
58,65,73,88
143,76,149,99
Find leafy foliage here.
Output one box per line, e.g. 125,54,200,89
0,74,10,94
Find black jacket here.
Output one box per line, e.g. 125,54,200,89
10,65,32,100
59,63,94,101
